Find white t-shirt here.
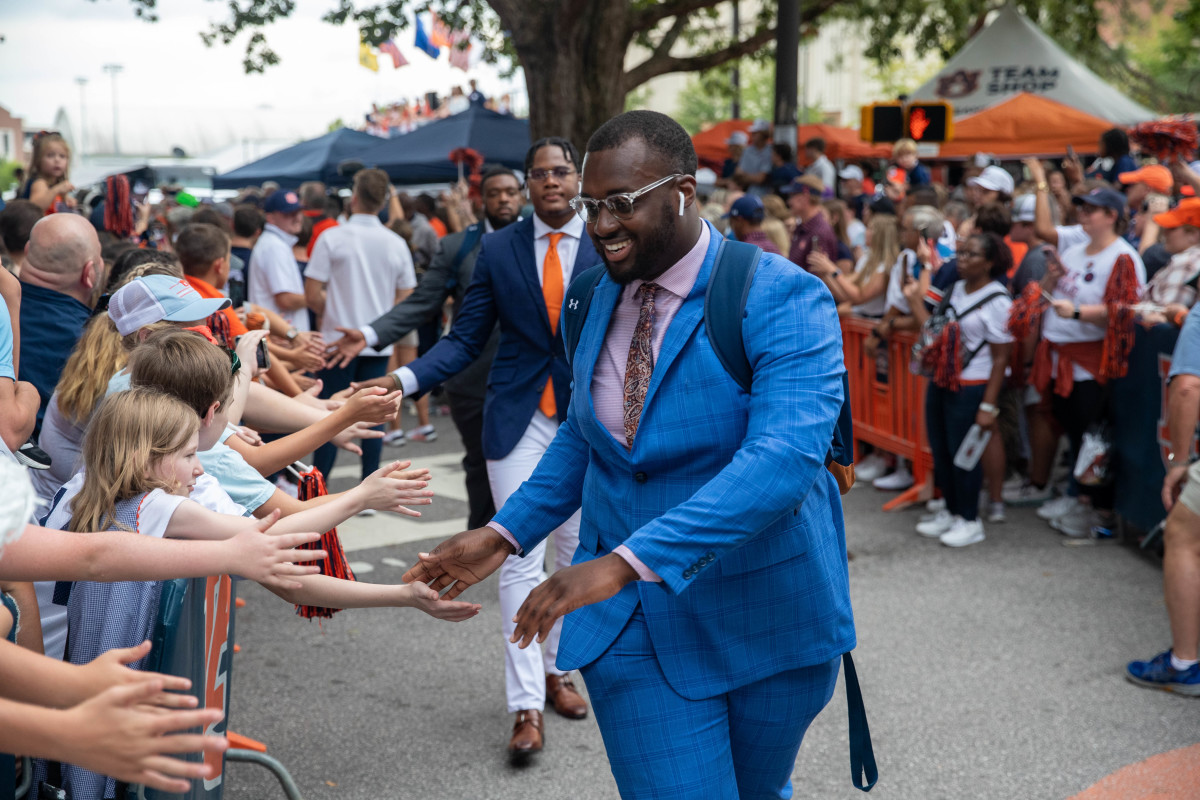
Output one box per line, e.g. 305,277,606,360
36,473,186,661
1055,224,1089,253
946,280,1013,382
247,223,310,332
304,214,418,357
847,219,866,252
1043,236,1145,380
850,251,888,318
885,249,920,314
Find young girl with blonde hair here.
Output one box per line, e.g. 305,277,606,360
21,132,76,213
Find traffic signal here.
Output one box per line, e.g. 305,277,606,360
905,101,953,143
860,101,954,144
860,103,904,143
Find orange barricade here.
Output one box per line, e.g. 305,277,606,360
841,316,934,511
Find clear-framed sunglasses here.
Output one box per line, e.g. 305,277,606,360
570,174,684,223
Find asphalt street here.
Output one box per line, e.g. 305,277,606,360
225,406,1200,799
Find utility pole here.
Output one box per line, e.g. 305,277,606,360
731,0,741,119
75,77,88,163
102,63,123,155
774,0,800,154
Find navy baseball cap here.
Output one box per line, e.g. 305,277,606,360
722,195,765,222
263,190,302,214
1072,186,1126,216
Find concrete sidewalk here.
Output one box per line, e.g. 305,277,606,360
226,421,1197,799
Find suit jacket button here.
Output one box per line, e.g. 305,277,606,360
634,472,647,483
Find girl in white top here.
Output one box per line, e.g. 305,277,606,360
809,213,899,318
908,233,1013,547
51,389,481,799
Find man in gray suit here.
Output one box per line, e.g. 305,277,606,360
327,166,523,528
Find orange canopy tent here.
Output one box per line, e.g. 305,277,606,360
692,120,892,169
933,93,1109,159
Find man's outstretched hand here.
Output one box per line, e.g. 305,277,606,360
401,527,516,600
325,327,369,369
510,555,638,649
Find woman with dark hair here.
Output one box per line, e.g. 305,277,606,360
907,232,1013,547
1085,128,1138,185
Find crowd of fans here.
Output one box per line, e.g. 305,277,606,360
2,114,1200,795
362,79,515,137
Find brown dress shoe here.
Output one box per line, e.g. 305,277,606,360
546,673,589,719
508,709,544,760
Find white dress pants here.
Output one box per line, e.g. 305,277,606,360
486,411,581,713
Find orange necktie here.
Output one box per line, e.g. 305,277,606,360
540,232,565,419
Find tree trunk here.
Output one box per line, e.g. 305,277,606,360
496,0,633,152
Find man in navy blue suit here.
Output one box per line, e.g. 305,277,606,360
405,111,856,799
361,138,601,759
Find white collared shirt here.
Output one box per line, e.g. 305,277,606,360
532,213,585,288
305,214,416,357
247,223,309,332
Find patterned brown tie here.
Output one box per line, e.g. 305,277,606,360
623,282,661,446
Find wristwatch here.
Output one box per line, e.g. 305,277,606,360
285,327,300,341
1036,181,1050,193
1072,304,1081,320
390,372,404,392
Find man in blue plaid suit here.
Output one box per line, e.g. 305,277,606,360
405,111,856,799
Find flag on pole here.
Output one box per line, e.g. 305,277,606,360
359,39,379,72
414,14,441,59
447,31,473,72
379,38,408,69
430,13,453,48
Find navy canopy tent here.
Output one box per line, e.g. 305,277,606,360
359,106,531,184
212,128,383,190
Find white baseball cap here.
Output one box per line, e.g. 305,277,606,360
1011,194,1036,223
726,131,749,146
838,165,865,182
968,165,1015,196
749,119,771,133
109,275,231,337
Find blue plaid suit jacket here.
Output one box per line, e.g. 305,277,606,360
493,223,856,700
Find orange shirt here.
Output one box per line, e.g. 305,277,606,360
307,215,339,258
1005,236,1028,279
429,217,448,238
184,275,248,340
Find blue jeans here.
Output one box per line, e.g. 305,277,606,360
312,356,390,481
925,383,987,521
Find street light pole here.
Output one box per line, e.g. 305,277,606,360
731,0,741,120
102,63,123,155
75,77,88,163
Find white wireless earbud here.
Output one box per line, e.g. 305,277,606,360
678,192,686,216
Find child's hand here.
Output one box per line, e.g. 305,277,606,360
332,420,387,455
79,640,195,702
358,461,434,516
386,460,432,483
234,329,269,378
229,512,326,590
232,425,262,446
402,581,481,621
59,678,227,794
344,386,402,426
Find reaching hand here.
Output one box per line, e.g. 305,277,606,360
325,327,369,369
343,386,403,426
78,641,195,703
386,460,432,483
58,679,228,794
510,555,638,648
234,329,269,379
401,527,515,600
332,420,387,456
358,460,434,516
402,582,482,621
1022,157,1046,184
229,511,326,590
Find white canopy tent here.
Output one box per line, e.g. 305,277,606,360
910,5,1156,126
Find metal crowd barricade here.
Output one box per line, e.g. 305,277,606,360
841,316,933,511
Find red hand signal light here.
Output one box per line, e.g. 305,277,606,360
909,108,930,140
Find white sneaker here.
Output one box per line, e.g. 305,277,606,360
406,424,437,442
1002,474,1027,492
916,510,957,538
1037,495,1081,521
1002,480,1054,506
854,453,889,483
940,518,985,547
382,429,407,446
358,508,378,517
918,498,947,523
987,501,1006,524
874,467,914,491
1051,508,1101,538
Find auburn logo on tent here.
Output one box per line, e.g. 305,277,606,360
936,70,981,99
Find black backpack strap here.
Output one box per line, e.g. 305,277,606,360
562,264,606,366
444,224,484,291
843,652,878,791
703,238,760,393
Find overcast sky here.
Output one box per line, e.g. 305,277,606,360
0,0,518,144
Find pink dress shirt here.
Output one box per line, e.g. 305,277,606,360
489,225,711,582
